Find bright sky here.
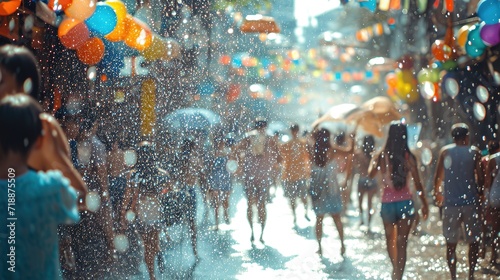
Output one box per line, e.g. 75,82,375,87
294,0,341,27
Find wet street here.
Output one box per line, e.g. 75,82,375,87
101,182,500,280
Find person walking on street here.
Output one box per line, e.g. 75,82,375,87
480,140,500,266
434,123,483,280
352,135,378,231
309,128,354,256
236,119,281,243
279,123,311,224
369,121,429,280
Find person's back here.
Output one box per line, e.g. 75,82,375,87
0,94,79,279
0,170,79,279
443,144,480,206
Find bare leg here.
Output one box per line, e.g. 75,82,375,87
222,192,230,223
358,190,365,225
366,190,376,230
383,222,398,278
332,213,345,256
142,229,159,280
257,192,267,242
469,242,479,280
211,190,220,230
446,243,458,280
189,216,198,258
315,215,324,255
246,188,255,242
393,218,414,280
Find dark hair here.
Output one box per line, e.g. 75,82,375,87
290,123,299,132
451,123,469,141
0,45,41,100
488,140,500,155
362,135,375,159
313,128,331,167
385,121,414,190
254,118,267,129
0,94,42,158
135,141,156,186
335,132,346,146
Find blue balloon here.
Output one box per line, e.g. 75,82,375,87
360,0,377,12
468,24,487,49
85,3,118,36
477,0,500,25
465,42,485,58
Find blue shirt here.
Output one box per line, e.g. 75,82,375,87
0,170,79,280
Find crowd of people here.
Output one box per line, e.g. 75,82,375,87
0,44,499,280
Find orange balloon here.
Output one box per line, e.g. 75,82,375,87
65,0,96,21
77,37,105,65
431,40,452,61
48,0,73,11
58,18,90,49
457,25,470,48
124,15,152,51
0,0,21,16
385,73,398,88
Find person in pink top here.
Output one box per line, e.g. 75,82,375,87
369,121,429,280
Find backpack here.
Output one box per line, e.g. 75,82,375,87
489,157,500,207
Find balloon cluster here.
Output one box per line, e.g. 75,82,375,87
55,0,180,65
461,0,500,58
385,56,419,104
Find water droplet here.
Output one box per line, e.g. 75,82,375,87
476,85,489,103
126,210,136,222
473,102,486,121
124,150,137,166
444,155,452,169
85,191,101,212
113,234,129,252
23,78,33,95
444,78,459,98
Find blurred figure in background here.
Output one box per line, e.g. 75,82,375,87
208,136,233,230
351,135,378,231
309,128,354,256
279,123,311,224
236,119,281,243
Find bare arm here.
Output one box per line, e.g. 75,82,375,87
474,149,485,198
368,151,381,178
408,154,429,220
433,148,446,207
485,157,498,192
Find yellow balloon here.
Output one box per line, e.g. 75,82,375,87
65,0,97,21
457,25,470,49
141,36,166,61
104,0,127,42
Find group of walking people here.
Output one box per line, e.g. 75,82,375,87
0,43,498,280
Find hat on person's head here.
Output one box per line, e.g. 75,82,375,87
254,118,268,129
451,123,469,140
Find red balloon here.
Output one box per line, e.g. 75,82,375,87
58,18,89,49
76,37,105,65
431,40,452,61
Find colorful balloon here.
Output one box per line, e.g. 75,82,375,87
48,0,73,11
141,36,166,61
65,0,97,21
104,0,127,41
480,23,500,46
385,73,398,88
58,18,90,49
466,24,487,57
477,0,500,25
431,40,452,61
124,15,152,51
77,37,105,65
0,0,21,16
457,25,470,49
85,2,117,36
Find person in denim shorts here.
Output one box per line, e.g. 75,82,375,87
369,121,429,280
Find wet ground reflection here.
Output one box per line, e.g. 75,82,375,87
100,183,500,279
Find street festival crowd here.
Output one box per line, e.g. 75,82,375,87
1,45,500,280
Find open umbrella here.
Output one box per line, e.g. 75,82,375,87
311,103,360,129
345,96,401,137
163,108,221,133
240,14,280,34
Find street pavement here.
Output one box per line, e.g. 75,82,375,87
100,182,500,280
